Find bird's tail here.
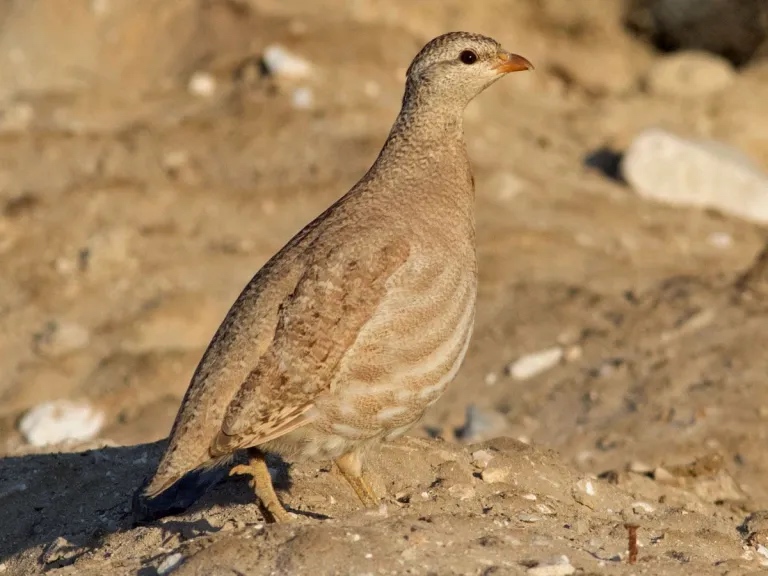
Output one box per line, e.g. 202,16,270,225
131,463,230,524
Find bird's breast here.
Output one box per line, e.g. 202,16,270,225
314,254,477,440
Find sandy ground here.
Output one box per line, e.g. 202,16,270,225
2,0,768,574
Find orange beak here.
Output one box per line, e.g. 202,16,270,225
493,51,534,74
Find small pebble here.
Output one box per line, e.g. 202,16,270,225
187,72,217,98
507,347,563,380
484,372,498,386
262,44,312,79
632,501,655,515
653,467,678,485
536,504,556,515
471,449,495,469
526,555,576,576
572,478,597,508
291,87,314,109
563,345,582,362
481,464,512,484
522,493,537,501
19,400,104,447
157,552,184,575
447,483,475,500
518,514,542,523
707,232,733,249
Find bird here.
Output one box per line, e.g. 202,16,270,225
133,31,533,524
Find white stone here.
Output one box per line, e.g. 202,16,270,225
622,128,768,224
291,87,314,109
19,400,104,447
646,51,735,98
578,479,596,496
508,347,563,380
157,552,184,575
527,555,575,576
632,501,655,515
707,231,732,248
262,44,312,79
187,72,216,98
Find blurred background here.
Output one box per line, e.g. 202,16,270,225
2,0,768,512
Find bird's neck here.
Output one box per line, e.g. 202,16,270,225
358,89,475,227
384,89,466,152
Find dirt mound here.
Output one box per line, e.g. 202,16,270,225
0,436,757,574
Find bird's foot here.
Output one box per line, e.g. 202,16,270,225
334,452,379,508
230,452,292,523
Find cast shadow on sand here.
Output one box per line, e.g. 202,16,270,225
0,440,312,565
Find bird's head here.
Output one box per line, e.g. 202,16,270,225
404,32,533,107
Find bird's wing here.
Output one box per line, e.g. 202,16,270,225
210,239,410,456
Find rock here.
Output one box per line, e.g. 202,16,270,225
526,555,576,576
572,478,597,509
622,128,768,224
447,484,476,500
18,399,104,447
652,466,679,485
471,449,495,469
507,347,563,381
632,501,656,514
157,552,184,575
481,460,513,484
261,44,312,80
41,536,84,567
624,0,768,66
741,511,768,547
645,51,735,97
32,320,90,358
455,405,509,442
120,292,223,353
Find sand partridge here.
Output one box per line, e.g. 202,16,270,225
134,31,532,523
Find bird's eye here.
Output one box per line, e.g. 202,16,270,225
459,50,478,65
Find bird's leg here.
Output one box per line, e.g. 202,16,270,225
230,448,292,523
334,451,379,508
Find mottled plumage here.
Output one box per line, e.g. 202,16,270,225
133,31,532,523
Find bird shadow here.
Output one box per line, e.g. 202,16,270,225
0,440,304,564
